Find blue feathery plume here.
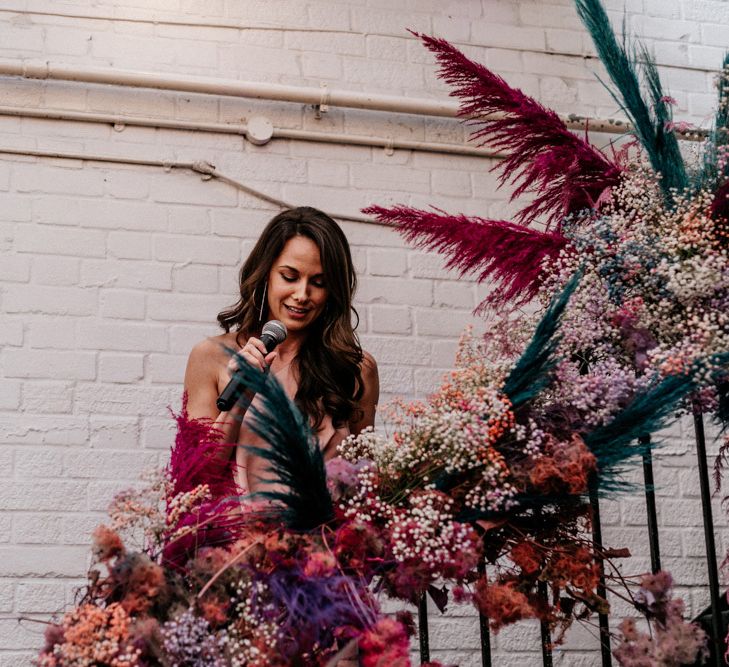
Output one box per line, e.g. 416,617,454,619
226,348,334,530
697,52,729,192
585,352,729,492
584,374,691,493
574,0,688,201
502,273,579,409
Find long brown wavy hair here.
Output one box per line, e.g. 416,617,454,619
217,207,364,429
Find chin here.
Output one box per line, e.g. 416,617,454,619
290,316,325,334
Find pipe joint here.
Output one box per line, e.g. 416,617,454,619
22,60,50,80
191,160,216,178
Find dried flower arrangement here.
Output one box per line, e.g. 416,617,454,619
36,0,729,664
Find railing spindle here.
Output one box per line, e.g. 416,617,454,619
692,404,724,667
589,483,613,667
538,580,553,666
477,559,493,667
417,592,430,663
640,435,662,573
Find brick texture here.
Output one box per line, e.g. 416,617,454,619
0,1,724,663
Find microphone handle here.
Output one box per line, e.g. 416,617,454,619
216,376,246,412
215,334,278,411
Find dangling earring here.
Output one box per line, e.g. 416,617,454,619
258,281,268,323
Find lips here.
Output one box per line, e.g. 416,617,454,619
284,304,310,316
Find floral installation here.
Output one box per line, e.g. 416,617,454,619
335,311,710,644
362,0,729,662
37,379,447,667
36,0,729,664
37,290,711,665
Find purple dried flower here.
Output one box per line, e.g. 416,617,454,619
161,609,227,667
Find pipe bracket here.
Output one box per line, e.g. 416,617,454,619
192,160,216,180
314,82,329,119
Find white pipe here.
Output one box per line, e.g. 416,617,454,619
0,146,376,224
275,128,501,155
0,60,707,141
0,145,199,169
0,60,458,117
0,105,247,135
0,105,503,158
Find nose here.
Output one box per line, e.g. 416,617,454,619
292,279,310,302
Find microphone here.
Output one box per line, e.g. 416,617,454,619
216,320,287,412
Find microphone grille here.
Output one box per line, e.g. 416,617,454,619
262,319,287,344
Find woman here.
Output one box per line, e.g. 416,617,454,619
183,206,379,495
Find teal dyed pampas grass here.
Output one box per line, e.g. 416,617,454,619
574,0,688,202
502,273,579,410
226,348,334,531
700,52,729,194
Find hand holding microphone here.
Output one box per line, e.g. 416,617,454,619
216,320,287,412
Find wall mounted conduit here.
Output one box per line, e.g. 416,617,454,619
0,146,377,225
0,104,503,158
0,58,707,141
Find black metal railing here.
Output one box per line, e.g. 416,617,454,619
415,412,728,666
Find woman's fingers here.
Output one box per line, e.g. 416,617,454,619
247,337,269,356
226,338,277,375
236,337,271,372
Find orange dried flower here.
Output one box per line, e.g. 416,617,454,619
529,434,596,495
39,602,139,667
510,541,542,575
474,579,535,631
91,525,124,562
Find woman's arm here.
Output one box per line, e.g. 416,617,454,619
349,350,379,436
183,339,245,460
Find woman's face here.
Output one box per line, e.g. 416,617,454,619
266,235,328,334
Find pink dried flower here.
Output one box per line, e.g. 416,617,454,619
303,551,337,577
614,571,708,666
358,618,411,667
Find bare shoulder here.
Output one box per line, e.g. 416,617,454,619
360,350,378,380
350,349,379,434
359,349,379,400
184,332,240,419
185,333,238,385
187,333,234,366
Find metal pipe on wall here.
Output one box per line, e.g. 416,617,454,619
0,59,706,140
0,146,376,225
0,104,502,159
0,59,458,117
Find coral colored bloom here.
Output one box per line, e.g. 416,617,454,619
303,550,337,577
510,541,542,575
529,434,596,495
38,603,140,667
474,579,535,631
91,525,124,562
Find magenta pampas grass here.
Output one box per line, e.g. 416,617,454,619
162,395,244,567
363,204,569,309
414,31,621,229
167,393,238,501
710,180,729,226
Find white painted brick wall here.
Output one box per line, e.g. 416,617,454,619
0,1,728,663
